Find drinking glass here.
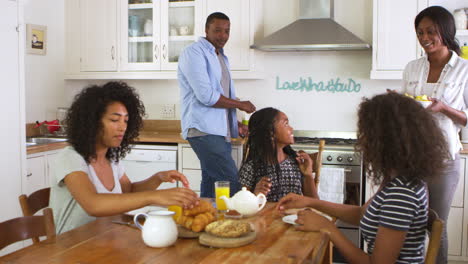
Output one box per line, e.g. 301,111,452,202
215,181,230,212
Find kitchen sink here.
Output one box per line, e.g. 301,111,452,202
26,137,67,145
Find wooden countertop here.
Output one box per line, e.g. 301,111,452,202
136,131,245,145
27,132,245,155
27,142,69,155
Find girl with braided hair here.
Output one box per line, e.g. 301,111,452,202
238,107,318,202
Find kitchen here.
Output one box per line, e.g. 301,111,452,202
2,0,468,262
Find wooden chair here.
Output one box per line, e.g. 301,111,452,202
0,207,55,250
425,209,444,264
309,140,326,186
18,187,51,243
309,230,332,264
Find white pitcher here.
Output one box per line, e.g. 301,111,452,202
133,210,178,248
454,9,467,30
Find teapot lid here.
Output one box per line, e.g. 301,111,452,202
232,187,257,201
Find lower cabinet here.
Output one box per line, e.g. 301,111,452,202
448,156,466,261
25,150,60,196
177,143,243,196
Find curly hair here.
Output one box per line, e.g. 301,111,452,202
65,81,146,163
355,93,449,186
415,6,460,55
244,107,297,177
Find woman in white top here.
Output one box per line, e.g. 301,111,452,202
402,6,468,263
50,82,198,234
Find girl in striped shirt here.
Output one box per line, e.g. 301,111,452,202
277,93,449,264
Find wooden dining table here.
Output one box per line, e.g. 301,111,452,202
0,203,332,264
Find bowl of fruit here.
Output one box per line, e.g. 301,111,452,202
405,93,432,108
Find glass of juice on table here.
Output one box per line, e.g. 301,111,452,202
215,181,230,212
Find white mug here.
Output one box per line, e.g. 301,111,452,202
179,25,190,36
133,210,177,248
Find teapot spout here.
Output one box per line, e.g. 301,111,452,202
219,196,233,210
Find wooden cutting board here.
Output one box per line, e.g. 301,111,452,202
177,225,202,238
199,231,256,248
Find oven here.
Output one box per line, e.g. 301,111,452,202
292,131,365,263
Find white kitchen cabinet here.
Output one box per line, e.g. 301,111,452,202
206,0,249,71
177,143,243,195
120,0,204,71
371,0,428,79
65,0,262,79
25,150,61,197
80,0,118,72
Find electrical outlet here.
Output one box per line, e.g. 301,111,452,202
161,104,175,119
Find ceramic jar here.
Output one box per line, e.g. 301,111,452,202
134,210,178,248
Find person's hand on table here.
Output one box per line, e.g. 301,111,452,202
254,177,271,196
295,209,334,232
276,193,314,213
156,170,190,188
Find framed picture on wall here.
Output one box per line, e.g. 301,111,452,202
26,24,47,55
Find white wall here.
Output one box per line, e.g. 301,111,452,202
24,0,65,123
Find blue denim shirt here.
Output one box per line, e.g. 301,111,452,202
178,37,238,139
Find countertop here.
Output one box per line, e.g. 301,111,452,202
27,131,245,155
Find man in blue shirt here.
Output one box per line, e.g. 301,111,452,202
178,12,256,198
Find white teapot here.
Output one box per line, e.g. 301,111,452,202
133,210,177,248
220,187,267,217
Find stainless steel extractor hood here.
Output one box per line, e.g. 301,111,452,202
251,0,370,51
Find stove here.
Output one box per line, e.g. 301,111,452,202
291,130,364,256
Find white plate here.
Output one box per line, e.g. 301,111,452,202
125,205,167,216
282,214,299,225
283,208,333,222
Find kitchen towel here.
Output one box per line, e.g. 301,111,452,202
318,168,345,204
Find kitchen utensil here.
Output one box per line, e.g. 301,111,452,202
220,187,267,217
111,220,138,228
134,210,178,248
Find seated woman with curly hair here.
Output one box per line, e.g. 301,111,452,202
277,93,449,264
50,81,198,234
239,107,319,202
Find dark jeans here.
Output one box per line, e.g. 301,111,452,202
187,135,241,198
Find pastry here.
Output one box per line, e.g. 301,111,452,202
205,220,252,238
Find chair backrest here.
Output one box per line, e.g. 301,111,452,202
309,230,331,264
18,187,51,243
309,140,326,186
425,209,444,264
0,207,55,250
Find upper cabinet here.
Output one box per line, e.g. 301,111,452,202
65,0,262,79
120,0,203,71
371,0,428,79
372,0,468,80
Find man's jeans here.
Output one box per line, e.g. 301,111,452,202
187,135,241,198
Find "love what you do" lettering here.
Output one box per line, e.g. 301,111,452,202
275,76,361,93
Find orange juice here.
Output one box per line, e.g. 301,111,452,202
167,205,182,221
215,187,230,211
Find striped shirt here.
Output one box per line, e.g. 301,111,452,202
360,177,428,264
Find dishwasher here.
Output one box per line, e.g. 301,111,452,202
121,144,178,189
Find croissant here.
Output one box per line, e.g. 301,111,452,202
191,212,216,232
176,215,194,230
183,200,215,216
